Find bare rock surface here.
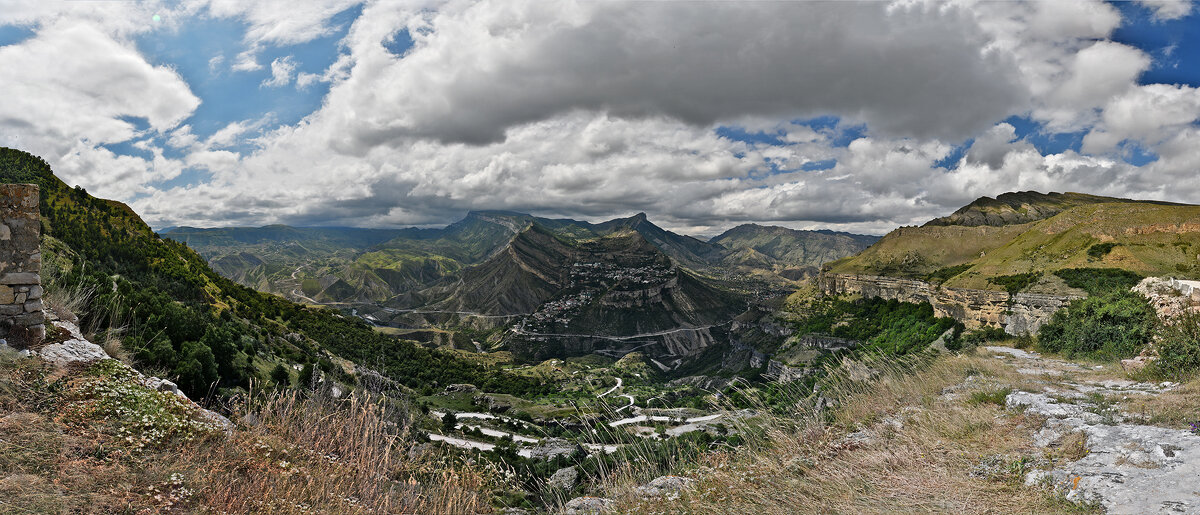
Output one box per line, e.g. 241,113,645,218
986,346,1200,514
563,496,613,514
636,475,695,500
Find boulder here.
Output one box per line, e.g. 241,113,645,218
636,475,695,500
548,466,578,490
563,496,613,514
145,376,185,397
525,438,582,460
37,338,106,364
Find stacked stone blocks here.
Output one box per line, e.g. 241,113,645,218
0,184,43,340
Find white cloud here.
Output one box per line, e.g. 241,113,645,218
311,0,1027,147
261,55,298,87
204,0,361,72
7,0,1200,237
1136,0,1194,20
123,0,1200,235
1082,84,1200,154
0,21,199,199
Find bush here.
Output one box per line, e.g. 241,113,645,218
967,386,1012,406
1151,311,1200,381
923,264,973,284
270,364,291,387
1037,289,1157,360
988,272,1041,294
1087,242,1118,259
1053,268,1144,295
949,327,1008,351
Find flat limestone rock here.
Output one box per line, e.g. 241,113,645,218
1004,347,1200,514
37,338,106,363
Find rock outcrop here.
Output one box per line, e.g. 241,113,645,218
819,273,1079,335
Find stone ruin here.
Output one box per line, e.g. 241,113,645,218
0,184,43,342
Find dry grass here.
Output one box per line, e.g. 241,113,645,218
1118,378,1200,429
605,351,1099,514
0,351,497,514
192,390,494,514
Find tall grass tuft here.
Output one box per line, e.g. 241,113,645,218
186,388,495,514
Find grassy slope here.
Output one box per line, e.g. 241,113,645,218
0,351,491,514
0,147,546,397
828,199,1200,294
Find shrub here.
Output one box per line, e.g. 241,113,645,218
1151,311,1200,381
270,364,291,387
1037,289,1157,360
987,272,1041,294
1053,267,1144,295
923,264,973,284
949,327,1009,351
1086,242,1118,260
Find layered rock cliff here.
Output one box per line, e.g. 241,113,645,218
818,273,1080,335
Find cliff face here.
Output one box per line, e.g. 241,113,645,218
819,273,1079,335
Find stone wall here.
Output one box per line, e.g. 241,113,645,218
0,184,43,341
818,273,1079,336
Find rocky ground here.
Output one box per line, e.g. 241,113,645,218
985,346,1200,514
555,342,1200,514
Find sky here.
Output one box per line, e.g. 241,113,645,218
1,0,1198,237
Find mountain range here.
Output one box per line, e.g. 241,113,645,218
164,211,879,305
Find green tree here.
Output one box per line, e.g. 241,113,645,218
271,363,292,387
298,363,316,389
175,340,218,395
441,412,458,433
1151,311,1200,380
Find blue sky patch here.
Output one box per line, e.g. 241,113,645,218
135,4,363,152
1003,115,1086,155
934,139,973,169
801,159,837,171
715,126,786,146
0,24,36,47
384,28,415,57
1111,1,1200,87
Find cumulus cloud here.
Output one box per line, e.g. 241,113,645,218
119,0,1198,235
0,21,199,199
1082,84,1200,154
204,0,361,72
316,1,1027,147
261,56,298,87
7,0,1200,237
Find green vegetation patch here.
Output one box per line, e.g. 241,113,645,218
967,386,1012,406
924,263,973,284
1151,311,1200,381
987,272,1042,294
300,278,321,296
794,297,960,356
1053,268,1144,295
1037,289,1156,360
61,360,224,454
1086,242,1118,259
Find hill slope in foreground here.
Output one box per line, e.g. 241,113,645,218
826,191,1200,294
0,147,547,400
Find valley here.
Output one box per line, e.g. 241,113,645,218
9,144,1200,512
